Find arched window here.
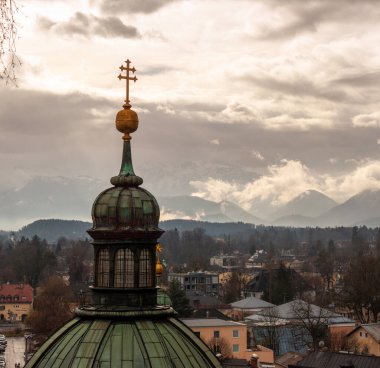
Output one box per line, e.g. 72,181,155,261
97,248,110,287
0,295,4,302
139,249,152,287
14,295,19,302
114,249,134,288
6,295,11,302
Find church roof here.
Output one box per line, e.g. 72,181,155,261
27,316,221,368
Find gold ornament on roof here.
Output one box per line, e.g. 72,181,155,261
156,258,163,276
156,243,164,276
115,59,139,141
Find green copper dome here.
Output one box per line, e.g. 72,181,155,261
91,186,160,231
26,315,221,368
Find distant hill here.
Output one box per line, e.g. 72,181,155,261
18,219,92,243
160,219,256,236
158,196,263,224
318,189,380,226
272,214,316,227
271,190,337,221
13,218,258,242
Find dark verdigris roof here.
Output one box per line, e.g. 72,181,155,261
293,351,380,368
26,316,222,368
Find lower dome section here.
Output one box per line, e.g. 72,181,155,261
26,315,222,368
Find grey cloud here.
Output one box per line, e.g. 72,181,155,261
255,3,328,40
254,0,380,41
1,87,380,200
0,88,114,135
38,12,140,38
333,71,380,88
138,66,176,76
242,74,350,104
94,0,180,14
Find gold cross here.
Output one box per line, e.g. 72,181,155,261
118,59,138,108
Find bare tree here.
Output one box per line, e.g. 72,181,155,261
342,255,380,323
291,299,331,351
221,270,250,304
207,336,232,359
27,276,74,337
1,0,20,84
260,307,281,355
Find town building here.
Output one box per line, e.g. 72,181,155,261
245,300,355,357
182,317,274,366
210,253,239,269
168,271,220,295
346,323,380,356
0,283,33,322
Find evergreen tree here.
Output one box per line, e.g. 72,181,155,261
327,239,336,255
167,280,193,317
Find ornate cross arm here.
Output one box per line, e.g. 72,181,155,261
118,59,138,108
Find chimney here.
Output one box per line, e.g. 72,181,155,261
250,353,259,368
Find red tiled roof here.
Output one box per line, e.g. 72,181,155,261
0,283,33,303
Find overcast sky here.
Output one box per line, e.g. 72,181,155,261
2,0,380,220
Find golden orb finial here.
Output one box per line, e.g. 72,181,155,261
115,59,139,140
156,258,163,276
156,243,164,276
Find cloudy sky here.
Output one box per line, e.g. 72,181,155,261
2,0,380,227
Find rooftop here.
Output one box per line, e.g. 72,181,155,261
0,283,33,303
261,300,338,321
291,351,380,368
181,318,246,328
231,296,275,310
347,323,380,342
27,316,222,368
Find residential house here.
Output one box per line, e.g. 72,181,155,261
346,323,380,356
210,253,240,269
168,271,219,295
0,283,33,322
182,317,274,365
245,300,354,357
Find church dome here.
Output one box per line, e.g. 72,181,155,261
91,186,160,232
26,312,221,368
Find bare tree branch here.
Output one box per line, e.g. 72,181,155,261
1,0,21,85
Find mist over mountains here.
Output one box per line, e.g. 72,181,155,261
1,175,380,231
